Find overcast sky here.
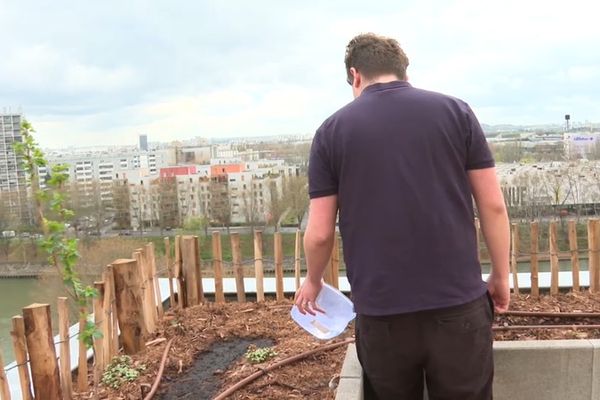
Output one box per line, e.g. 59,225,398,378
2,0,600,148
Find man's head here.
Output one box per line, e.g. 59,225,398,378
345,33,409,97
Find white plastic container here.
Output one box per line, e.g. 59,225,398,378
290,282,356,340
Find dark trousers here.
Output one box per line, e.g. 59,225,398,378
355,293,494,400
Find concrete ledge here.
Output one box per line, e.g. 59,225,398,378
336,340,600,400
336,344,363,400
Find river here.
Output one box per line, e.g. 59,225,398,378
0,277,69,364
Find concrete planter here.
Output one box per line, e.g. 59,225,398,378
336,340,600,400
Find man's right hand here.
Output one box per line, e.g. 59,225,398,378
294,277,325,316
487,272,510,313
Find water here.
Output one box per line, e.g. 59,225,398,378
0,277,66,364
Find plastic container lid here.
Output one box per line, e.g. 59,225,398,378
290,282,356,340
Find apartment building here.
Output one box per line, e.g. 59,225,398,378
117,158,300,229
0,113,29,225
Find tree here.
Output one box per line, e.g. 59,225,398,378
67,180,109,236
112,179,132,229
544,165,571,212
241,184,260,229
209,175,231,233
282,175,309,228
267,177,286,231
0,192,17,259
155,176,179,233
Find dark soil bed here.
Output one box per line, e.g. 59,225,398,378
76,291,600,400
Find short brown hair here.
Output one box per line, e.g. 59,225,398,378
345,33,409,83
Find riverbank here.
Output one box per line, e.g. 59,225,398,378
0,263,55,278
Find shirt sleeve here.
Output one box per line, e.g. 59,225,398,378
308,127,338,199
465,105,495,170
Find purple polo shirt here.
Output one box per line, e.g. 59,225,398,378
308,81,494,316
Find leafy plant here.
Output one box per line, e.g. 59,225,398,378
245,345,277,364
101,355,146,389
13,120,99,346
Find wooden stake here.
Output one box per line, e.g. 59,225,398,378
212,232,225,303
568,220,580,291
549,221,560,295
588,219,599,293
10,316,33,400
331,235,340,289
134,250,156,334
93,282,105,377
77,310,88,392
231,233,246,302
103,265,119,361
112,258,147,354
140,248,158,332
593,219,600,293
274,232,284,301
101,268,113,366
0,347,11,400
194,236,204,303
510,223,520,294
165,237,176,308
254,231,265,302
530,222,540,298
181,236,200,306
294,230,301,290
174,235,185,308
22,303,62,400
56,299,72,400
145,243,163,318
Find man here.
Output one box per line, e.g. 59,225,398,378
295,33,510,400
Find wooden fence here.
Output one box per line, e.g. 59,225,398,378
475,219,600,297
0,230,337,400
2,220,600,399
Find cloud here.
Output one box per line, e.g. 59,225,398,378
2,0,600,148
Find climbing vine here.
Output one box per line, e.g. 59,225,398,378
14,119,99,346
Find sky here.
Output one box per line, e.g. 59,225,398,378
2,0,600,148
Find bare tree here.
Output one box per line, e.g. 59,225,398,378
155,176,180,234
209,175,231,233
267,177,286,231
112,180,132,230
241,185,260,229
282,175,309,228
544,164,572,216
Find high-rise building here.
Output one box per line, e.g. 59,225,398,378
0,113,29,225
139,134,148,152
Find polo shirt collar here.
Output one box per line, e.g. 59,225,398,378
362,80,411,95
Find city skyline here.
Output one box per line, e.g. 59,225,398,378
2,1,600,148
